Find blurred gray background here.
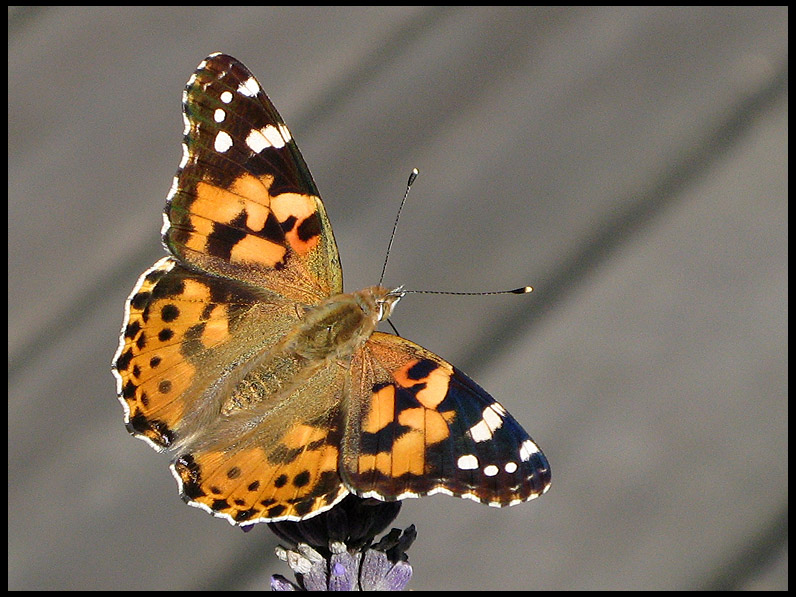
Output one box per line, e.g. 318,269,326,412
8,6,787,590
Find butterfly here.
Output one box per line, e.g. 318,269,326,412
112,53,551,526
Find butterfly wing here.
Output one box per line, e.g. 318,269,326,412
341,332,551,506
164,52,342,303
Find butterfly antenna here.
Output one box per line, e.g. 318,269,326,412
378,168,419,287
403,286,533,296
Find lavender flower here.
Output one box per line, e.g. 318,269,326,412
268,495,415,591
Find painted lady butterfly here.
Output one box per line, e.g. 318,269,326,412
112,53,551,526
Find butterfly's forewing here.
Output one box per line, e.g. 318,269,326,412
341,332,551,506
164,53,342,304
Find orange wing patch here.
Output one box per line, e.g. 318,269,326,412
271,190,322,256
394,358,451,410
178,172,322,268
343,341,460,496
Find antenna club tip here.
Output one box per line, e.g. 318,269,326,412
515,286,533,294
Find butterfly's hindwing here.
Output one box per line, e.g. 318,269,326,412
171,358,350,524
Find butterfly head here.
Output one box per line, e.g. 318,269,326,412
354,285,405,324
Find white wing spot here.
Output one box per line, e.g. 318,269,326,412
278,123,292,142
238,76,260,97
214,130,233,153
220,90,233,104
468,419,492,443
467,404,505,442
264,125,287,148
519,439,539,462
457,454,479,470
181,90,191,135
504,461,518,474
483,405,505,429
483,464,499,477
160,211,171,237
213,108,226,123
245,125,286,153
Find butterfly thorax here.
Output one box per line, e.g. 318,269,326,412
288,286,402,361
